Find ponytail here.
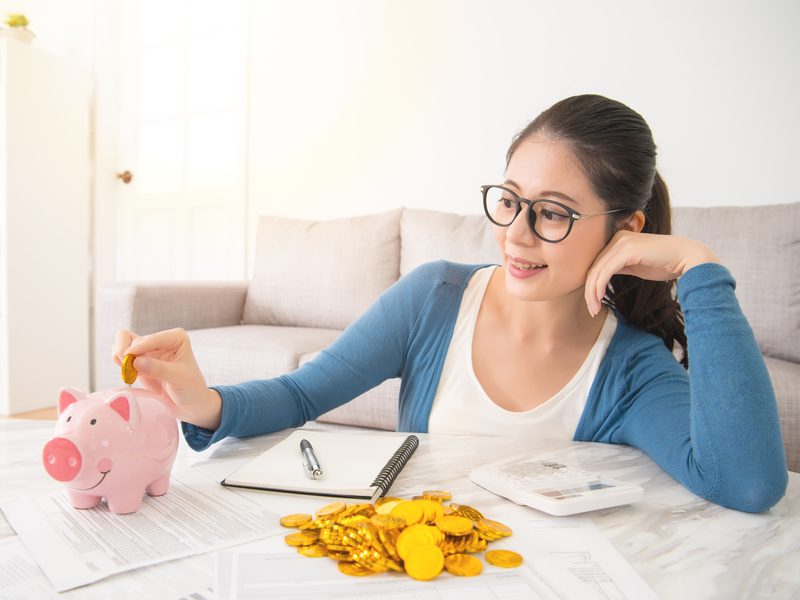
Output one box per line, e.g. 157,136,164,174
604,173,689,368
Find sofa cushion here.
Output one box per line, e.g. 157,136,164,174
400,209,500,277
300,351,399,430
243,209,402,330
672,202,800,364
187,325,342,387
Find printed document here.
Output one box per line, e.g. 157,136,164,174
0,470,284,592
0,536,213,600
214,517,658,600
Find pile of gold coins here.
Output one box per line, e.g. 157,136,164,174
280,490,523,581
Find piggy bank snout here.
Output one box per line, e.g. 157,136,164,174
43,437,82,482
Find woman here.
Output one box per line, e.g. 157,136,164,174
114,95,788,512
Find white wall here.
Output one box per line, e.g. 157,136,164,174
0,38,92,413
247,0,800,235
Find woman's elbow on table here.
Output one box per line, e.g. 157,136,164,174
718,468,789,513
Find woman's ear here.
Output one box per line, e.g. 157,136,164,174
622,210,646,233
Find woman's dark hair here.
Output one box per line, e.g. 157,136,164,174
507,94,688,368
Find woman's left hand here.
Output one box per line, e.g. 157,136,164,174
585,231,720,316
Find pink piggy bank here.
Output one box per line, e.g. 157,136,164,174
42,386,179,514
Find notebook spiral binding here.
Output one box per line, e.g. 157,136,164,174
370,435,419,493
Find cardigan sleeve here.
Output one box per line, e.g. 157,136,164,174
583,263,788,512
183,261,450,451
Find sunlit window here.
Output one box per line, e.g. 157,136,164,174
137,0,241,195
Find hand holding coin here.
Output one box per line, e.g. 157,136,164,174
111,327,223,431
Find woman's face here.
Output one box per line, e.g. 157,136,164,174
494,136,612,304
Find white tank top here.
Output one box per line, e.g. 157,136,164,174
428,267,617,438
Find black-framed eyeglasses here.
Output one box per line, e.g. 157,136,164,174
481,185,625,243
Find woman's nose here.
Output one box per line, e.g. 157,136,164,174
506,204,535,244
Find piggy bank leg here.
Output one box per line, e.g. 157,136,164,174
106,493,145,515
67,489,102,510
145,472,171,497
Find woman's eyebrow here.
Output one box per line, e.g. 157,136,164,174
503,179,579,205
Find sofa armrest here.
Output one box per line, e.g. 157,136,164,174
93,281,249,391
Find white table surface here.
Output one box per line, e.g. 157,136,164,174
2,419,798,599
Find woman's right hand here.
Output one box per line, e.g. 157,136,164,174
112,328,222,431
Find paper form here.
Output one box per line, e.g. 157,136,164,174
0,470,285,592
0,536,214,600
213,516,659,600
214,534,604,600
509,518,660,600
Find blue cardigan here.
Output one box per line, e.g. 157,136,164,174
185,261,788,512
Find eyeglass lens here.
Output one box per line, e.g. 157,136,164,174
484,186,572,242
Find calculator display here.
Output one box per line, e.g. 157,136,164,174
537,481,616,500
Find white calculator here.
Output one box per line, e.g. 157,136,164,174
470,459,644,516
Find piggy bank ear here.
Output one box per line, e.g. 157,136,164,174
106,390,141,430
56,387,87,416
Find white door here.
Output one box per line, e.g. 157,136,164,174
117,0,249,281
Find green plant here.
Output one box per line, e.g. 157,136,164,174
4,13,34,36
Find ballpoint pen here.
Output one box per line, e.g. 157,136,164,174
300,439,323,479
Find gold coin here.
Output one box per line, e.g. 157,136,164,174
339,503,375,519
435,515,474,537
375,500,404,514
378,527,402,562
375,496,404,506
325,543,351,552
121,354,138,384
284,531,319,546
337,561,374,577
415,499,445,524
352,547,400,573
297,543,328,557
396,524,438,560
328,549,353,561
299,516,333,530
422,490,452,502
473,520,503,542
279,513,313,528
320,529,345,545
370,514,406,529
444,553,483,576
404,544,444,581
465,532,487,553
480,518,512,537
455,504,484,521
338,515,370,529
316,502,347,518
485,549,523,568
390,500,425,526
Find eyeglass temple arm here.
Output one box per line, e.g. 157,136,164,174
575,208,627,219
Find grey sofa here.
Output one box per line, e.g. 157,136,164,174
95,204,800,472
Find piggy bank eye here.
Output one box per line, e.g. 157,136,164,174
66,416,72,422
90,419,97,425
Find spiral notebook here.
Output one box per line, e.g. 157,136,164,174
221,429,419,501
